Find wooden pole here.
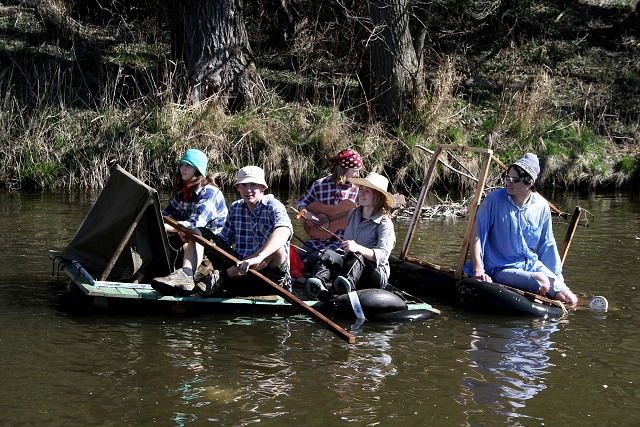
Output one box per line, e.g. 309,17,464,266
455,150,493,278
399,145,443,260
100,198,153,281
163,216,356,344
560,206,582,265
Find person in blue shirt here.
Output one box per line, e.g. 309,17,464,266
195,165,294,297
464,153,578,306
151,149,227,295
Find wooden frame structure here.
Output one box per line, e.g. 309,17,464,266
399,144,494,279
399,143,584,281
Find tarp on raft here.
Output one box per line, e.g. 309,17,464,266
63,164,172,282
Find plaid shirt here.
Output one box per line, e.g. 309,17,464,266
219,194,293,261
296,175,359,208
162,185,228,234
296,175,359,251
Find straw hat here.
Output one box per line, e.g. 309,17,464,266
349,172,395,208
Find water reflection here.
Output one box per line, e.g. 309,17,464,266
121,316,407,425
2,190,640,425
460,318,563,422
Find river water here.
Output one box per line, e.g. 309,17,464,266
1,188,639,426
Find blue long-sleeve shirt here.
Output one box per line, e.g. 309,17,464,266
463,188,563,280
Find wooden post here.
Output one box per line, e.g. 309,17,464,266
399,145,443,260
455,150,493,278
99,198,154,281
560,206,582,265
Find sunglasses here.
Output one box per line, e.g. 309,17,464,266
505,175,524,184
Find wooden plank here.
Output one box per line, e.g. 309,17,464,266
400,145,443,259
455,151,493,278
113,287,140,297
99,286,127,297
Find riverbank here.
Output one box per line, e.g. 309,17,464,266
0,2,638,193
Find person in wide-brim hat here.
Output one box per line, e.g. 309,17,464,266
349,172,395,209
304,171,397,300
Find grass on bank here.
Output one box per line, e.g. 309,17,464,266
0,5,638,194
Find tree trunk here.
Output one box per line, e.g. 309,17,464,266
360,0,421,125
168,0,266,110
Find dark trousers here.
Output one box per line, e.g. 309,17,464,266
205,235,290,297
311,249,386,290
168,227,218,270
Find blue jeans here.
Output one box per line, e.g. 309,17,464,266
492,261,569,297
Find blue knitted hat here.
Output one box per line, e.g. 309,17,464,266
179,149,208,176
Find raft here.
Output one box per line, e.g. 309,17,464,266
389,256,567,318
49,250,437,320
388,143,580,318
48,164,438,323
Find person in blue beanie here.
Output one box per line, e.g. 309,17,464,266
463,153,578,306
151,149,228,296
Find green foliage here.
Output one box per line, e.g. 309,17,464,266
0,0,638,191
543,122,608,157
444,126,465,144
16,157,64,191
617,155,636,174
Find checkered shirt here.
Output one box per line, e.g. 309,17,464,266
296,175,359,251
296,175,359,209
162,185,228,234
219,194,293,260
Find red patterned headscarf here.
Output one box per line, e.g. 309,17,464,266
329,149,363,169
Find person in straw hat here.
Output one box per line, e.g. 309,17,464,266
463,152,578,306
305,171,396,299
295,148,363,271
151,148,228,296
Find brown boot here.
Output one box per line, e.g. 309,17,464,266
151,269,196,296
194,270,225,297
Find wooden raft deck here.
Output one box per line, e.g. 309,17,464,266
49,251,434,313
49,250,312,309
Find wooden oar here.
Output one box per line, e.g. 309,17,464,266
163,216,356,344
